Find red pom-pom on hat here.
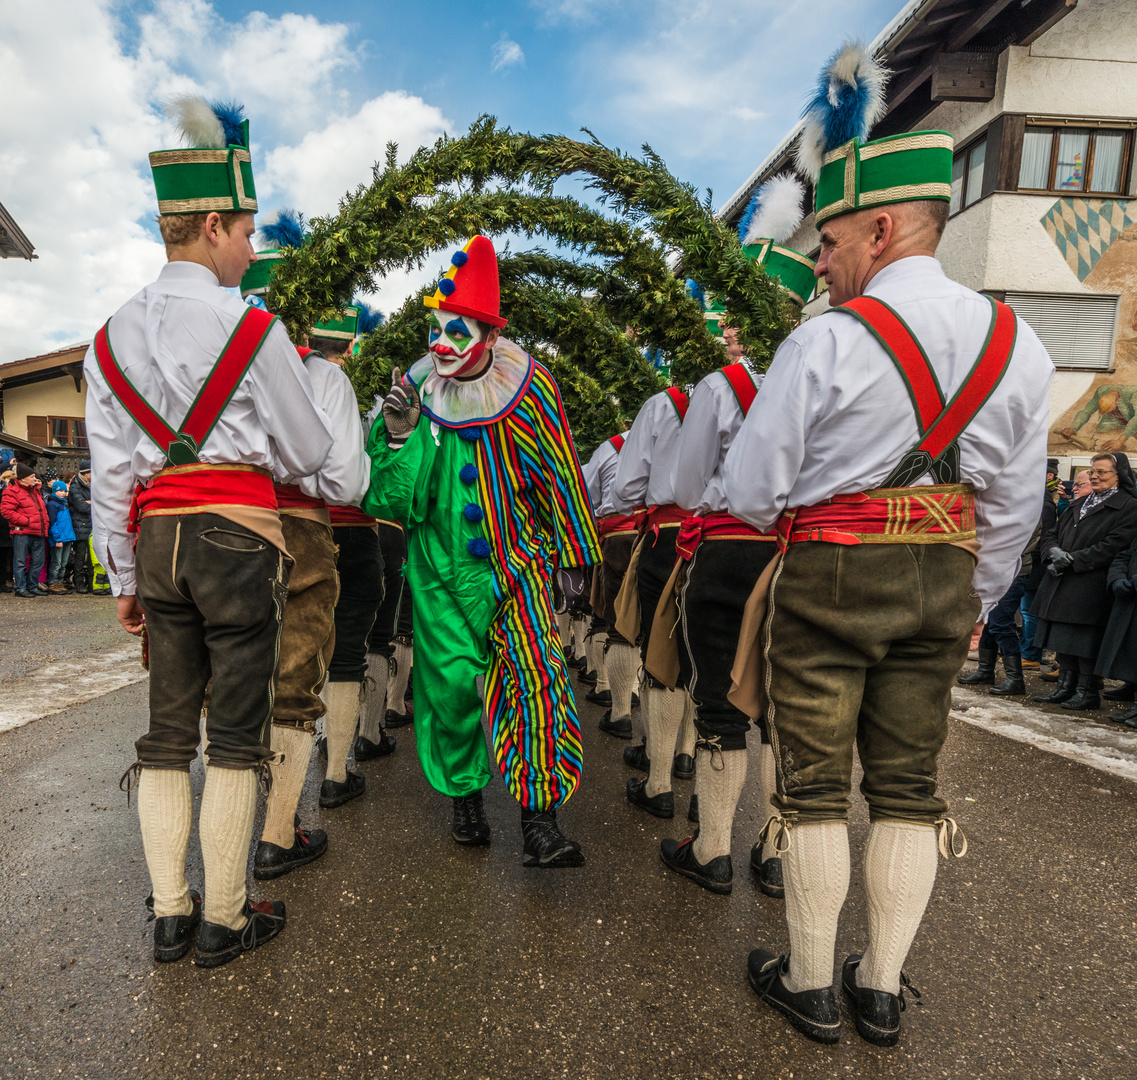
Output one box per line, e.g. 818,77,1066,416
424,235,508,328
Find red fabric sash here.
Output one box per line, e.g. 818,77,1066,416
720,364,758,416
609,434,625,453
598,512,639,539
775,484,976,551
273,483,327,512
676,512,777,560
329,505,376,526
644,503,687,537
665,387,689,421
130,465,277,532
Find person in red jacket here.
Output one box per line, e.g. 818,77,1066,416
1,464,50,597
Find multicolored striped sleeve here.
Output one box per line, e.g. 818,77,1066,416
525,363,601,568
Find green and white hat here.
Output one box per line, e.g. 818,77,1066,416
737,173,817,306
149,98,257,216
311,306,360,342
239,210,304,299
795,43,952,226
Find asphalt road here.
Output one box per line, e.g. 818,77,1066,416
0,603,1134,1080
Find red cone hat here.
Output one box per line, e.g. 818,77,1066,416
423,235,508,328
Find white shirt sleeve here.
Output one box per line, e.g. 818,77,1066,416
612,398,658,512
671,377,726,514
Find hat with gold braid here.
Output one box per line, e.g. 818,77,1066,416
736,173,817,307
149,97,257,215
795,43,952,226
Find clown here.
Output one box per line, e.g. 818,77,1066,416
363,235,600,866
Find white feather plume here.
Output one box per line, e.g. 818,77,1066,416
165,95,226,149
740,173,806,246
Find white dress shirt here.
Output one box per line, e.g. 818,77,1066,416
612,391,688,512
583,440,621,517
84,260,334,594
671,367,762,515
722,256,1053,614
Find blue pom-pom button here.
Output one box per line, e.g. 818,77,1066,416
438,278,456,295
451,250,468,266
459,463,478,484
467,537,491,559
458,426,481,442
463,503,484,522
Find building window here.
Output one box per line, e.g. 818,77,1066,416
1017,126,1131,194
949,137,987,215
27,416,87,449
1003,291,1120,370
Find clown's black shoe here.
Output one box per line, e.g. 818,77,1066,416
521,810,584,868
452,792,491,846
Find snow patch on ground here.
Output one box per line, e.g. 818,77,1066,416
952,687,1137,783
0,644,148,733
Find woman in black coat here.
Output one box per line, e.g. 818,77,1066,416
1032,452,1137,710
1095,539,1137,728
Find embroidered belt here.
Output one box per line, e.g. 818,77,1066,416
597,512,640,539
273,483,327,514
676,513,778,561
776,483,976,551
130,464,277,532
328,505,377,527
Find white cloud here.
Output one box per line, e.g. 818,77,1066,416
491,36,525,73
529,0,616,24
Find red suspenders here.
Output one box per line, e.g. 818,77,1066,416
93,306,278,467
665,386,689,421
720,362,758,416
609,433,625,452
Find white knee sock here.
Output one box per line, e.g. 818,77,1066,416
757,742,779,861
571,616,586,658
323,680,360,784
635,669,651,745
557,611,570,651
607,642,639,721
645,686,684,798
200,766,257,930
692,747,747,863
359,655,388,743
262,724,313,848
782,821,850,993
677,692,697,758
137,769,193,918
593,633,610,692
857,820,939,996
386,642,412,716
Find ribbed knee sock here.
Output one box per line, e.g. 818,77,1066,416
262,725,313,848
386,642,412,716
323,681,359,784
692,747,747,863
607,642,639,721
359,656,388,743
137,768,193,918
782,821,850,993
857,820,939,996
677,692,696,758
645,686,684,798
593,632,610,692
635,669,651,745
557,611,570,650
757,742,778,861
200,766,257,930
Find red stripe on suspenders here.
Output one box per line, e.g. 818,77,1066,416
93,323,179,452
720,363,758,416
609,434,625,453
665,386,689,421
837,296,944,434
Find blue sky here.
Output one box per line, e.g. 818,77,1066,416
0,0,899,362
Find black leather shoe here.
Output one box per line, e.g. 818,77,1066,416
1110,704,1137,724
672,753,695,780
578,668,597,687
452,792,491,846
989,653,1025,696
568,654,587,672
1103,682,1136,701
194,900,286,969
254,825,328,880
319,770,366,808
385,709,413,729
587,688,612,706
598,710,633,739
354,732,396,760
750,843,785,898
626,777,674,818
623,742,650,771
521,810,584,867
842,954,919,1047
660,836,732,894
1033,669,1076,703
957,648,997,685
1061,674,1101,711
149,890,202,962
747,950,840,1044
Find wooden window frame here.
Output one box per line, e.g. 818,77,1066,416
46,416,87,450
1015,125,1134,197
949,132,990,217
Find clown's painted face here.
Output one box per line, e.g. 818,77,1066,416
428,311,488,377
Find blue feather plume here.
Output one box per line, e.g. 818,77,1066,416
355,302,384,336
259,210,306,249
210,101,248,147
686,278,706,309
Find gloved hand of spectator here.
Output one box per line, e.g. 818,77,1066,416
382,368,422,448
1047,548,1074,575
1111,577,1137,598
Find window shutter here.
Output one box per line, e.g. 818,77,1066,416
26,416,49,446
1003,292,1119,370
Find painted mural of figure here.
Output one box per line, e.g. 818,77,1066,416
1058,384,1137,452
362,235,601,868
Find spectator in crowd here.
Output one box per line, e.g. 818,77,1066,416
1032,452,1137,711
0,464,50,598
0,454,14,592
45,479,76,594
68,460,93,593
1068,469,1091,505
1021,460,1062,669
1096,534,1137,729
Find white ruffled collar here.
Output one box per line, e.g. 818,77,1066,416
407,338,534,428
